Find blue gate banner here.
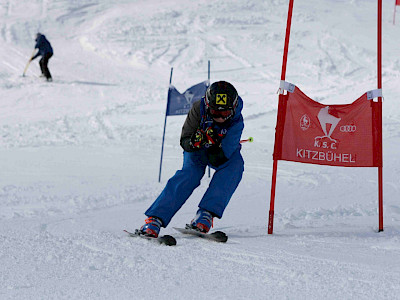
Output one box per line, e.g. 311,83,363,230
166,80,209,116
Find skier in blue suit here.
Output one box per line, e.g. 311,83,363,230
140,81,245,237
30,33,53,81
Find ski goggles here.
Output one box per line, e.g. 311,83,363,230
209,108,234,120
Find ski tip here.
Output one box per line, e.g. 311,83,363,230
212,231,228,243
123,229,138,237
160,235,177,246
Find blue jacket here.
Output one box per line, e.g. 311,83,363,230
199,96,244,159
180,96,244,166
32,34,53,60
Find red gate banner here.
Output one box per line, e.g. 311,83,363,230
396,0,400,6
273,87,382,167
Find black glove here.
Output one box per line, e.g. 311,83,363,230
203,126,221,148
190,129,205,149
189,127,223,150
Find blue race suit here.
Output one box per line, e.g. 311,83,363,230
145,97,244,227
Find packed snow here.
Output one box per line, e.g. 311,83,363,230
1,0,400,299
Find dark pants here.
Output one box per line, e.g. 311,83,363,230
39,53,53,80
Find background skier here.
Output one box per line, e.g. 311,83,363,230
30,33,53,81
139,81,245,237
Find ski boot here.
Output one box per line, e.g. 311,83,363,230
140,216,162,238
189,209,214,233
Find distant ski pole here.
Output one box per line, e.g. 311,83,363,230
22,60,31,77
22,50,36,77
240,137,253,144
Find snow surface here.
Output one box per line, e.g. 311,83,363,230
1,0,400,299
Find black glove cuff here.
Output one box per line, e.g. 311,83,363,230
181,137,199,152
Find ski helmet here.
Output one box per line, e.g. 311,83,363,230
205,81,238,120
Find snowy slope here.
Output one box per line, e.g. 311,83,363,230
1,0,400,299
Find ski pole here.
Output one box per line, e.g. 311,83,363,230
22,49,36,77
240,137,254,144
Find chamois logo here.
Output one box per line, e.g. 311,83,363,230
317,106,341,141
314,106,341,149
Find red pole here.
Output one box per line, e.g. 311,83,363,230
378,0,384,232
268,160,278,234
280,0,295,81
268,0,295,234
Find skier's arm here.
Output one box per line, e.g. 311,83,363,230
180,100,201,152
31,36,43,60
221,115,244,158
31,50,40,60
207,114,244,167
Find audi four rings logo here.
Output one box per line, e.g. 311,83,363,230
340,125,357,132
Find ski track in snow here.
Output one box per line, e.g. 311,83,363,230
1,0,400,299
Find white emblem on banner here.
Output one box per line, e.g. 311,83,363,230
300,114,310,131
317,106,341,141
183,90,194,105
